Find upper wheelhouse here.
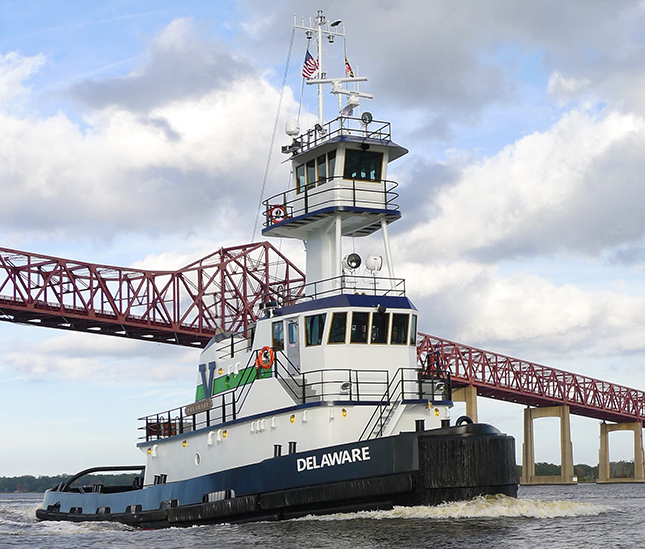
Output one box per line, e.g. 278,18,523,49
262,115,407,242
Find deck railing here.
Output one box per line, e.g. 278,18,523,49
264,274,406,307
360,358,453,441
287,115,393,156
263,176,399,228
138,349,447,442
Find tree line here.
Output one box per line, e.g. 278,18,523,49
516,460,636,482
0,473,140,493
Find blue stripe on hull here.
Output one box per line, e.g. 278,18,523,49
42,434,413,515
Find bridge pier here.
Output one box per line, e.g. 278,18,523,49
452,386,478,423
521,405,575,485
597,422,645,483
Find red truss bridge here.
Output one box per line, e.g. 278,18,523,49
1,243,644,424
0,243,304,347
417,334,645,425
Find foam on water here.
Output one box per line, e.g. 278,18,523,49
298,494,613,521
0,497,131,538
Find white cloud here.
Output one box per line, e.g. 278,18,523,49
1,331,195,382
404,258,645,359
0,51,45,106
399,107,645,263
68,18,254,112
0,19,298,243
547,71,591,106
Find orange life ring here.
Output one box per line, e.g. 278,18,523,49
269,205,286,224
256,346,274,370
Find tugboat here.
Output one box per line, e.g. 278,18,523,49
36,11,517,528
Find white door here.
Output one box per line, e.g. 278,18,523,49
286,319,300,373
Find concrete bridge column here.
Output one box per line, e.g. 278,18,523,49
452,386,478,423
597,422,645,483
520,405,575,485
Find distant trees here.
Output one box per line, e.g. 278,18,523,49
516,460,636,482
610,460,636,478
0,473,139,493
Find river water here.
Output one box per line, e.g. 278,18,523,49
1,484,642,548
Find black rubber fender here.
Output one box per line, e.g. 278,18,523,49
455,415,474,426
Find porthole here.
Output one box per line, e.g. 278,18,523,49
195,453,201,466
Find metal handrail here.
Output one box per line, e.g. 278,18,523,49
272,351,389,403
266,274,406,308
359,365,452,441
263,176,399,228
139,350,452,442
212,333,253,360
139,351,261,441
59,465,145,492
140,354,395,440
291,115,393,155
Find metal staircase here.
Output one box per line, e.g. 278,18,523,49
359,364,451,441
273,352,319,403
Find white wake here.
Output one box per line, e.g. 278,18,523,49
298,494,612,521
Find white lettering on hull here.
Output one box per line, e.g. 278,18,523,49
296,447,370,472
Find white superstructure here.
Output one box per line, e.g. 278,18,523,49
137,9,452,488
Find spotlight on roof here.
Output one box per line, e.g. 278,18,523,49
365,255,383,273
343,253,362,270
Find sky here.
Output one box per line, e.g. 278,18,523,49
2,0,645,476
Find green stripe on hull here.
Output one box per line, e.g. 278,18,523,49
194,365,271,401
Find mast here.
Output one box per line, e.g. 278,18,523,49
266,11,408,298
293,10,368,125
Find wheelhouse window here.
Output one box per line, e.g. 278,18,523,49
350,312,368,343
317,155,327,183
391,314,409,344
306,160,316,188
272,321,284,351
328,312,347,344
296,164,305,194
371,312,389,344
328,150,336,179
305,313,326,346
410,315,417,345
343,149,383,181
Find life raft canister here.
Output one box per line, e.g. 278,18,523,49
256,346,274,370
269,205,286,224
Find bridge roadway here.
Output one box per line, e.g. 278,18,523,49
1,244,644,426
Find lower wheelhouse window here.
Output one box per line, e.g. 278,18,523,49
371,312,389,344
410,315,417,345
272,321,284,350
328,312,347,344
391,314,409,344
351,312,368,343
305,314,326,346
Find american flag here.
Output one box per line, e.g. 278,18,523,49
302,49,319,79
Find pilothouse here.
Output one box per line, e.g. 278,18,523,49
37,11,518,528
